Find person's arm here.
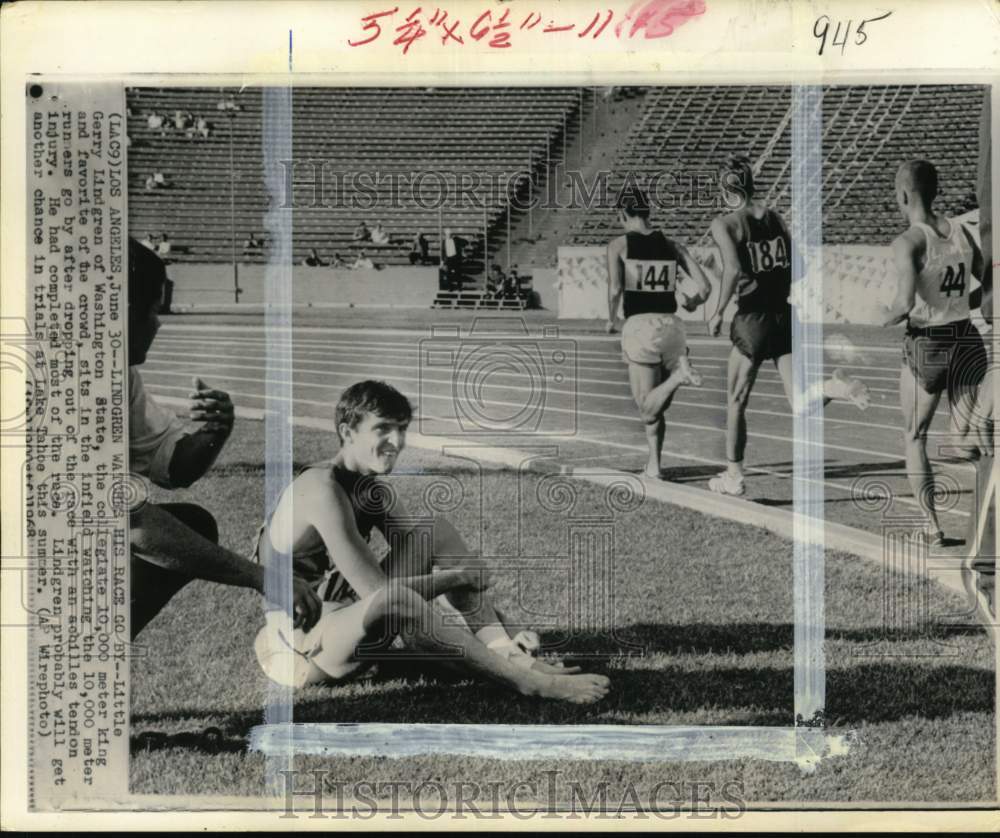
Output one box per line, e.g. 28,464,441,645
674,241,712,310
606,236,625,333
878,233,920,326
130,502,263,590
961,225,987,309
167,377,235,488
298,474,393,598
302,477,487,601
131,502,322,629
379,504,492,598
707,216,741,336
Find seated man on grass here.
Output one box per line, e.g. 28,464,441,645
252,380,611,705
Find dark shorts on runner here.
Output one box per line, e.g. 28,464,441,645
902,318,987,395
731,309,792,365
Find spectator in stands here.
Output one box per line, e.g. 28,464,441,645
487,264,505,299
173,110,193,131
352,251,375,270
195,116,211,139
243,232,264,253
353,220,371,243
371,222,390,245
408,231,430,265
505,264,521,299
147,111,165,133
145,172,171,191
302,248,327,267
140,232,157,251
441,228,463,290
156,233,173,260
217,97,241,112
330,252,347,268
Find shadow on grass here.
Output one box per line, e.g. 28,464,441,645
543,621,981,658
131,642,994,754
132,726,247,755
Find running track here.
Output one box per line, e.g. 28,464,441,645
143,316,985,551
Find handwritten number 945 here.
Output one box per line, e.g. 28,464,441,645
814,11,892,56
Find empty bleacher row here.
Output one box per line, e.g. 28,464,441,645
568,84,985,247
127,87,581,265
128,85,986,266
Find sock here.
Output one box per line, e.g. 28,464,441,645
475,623,510,649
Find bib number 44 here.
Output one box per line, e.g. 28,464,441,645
940,263,966,298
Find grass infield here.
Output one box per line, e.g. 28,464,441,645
130,415,995,803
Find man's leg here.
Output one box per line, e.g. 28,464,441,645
382,515,500,632
130,502,218,638
774,353,869,416
900,363,945,538
271,584,610,703
709,347,759,495
627,362,667,478
382,516,575,674
945,326,989,459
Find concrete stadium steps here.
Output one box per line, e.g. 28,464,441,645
127,86,582,267
567,84,985,247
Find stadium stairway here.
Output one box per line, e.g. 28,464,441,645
503,89,651,270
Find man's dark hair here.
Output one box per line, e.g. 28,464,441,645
129,237,167,315
616,184,651,220
335,380,413,442
719,154,755,200
896,159,939,204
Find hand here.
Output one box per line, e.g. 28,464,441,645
458,566,493,592
708,313,723,337
189,376,234,435
291,575,322,631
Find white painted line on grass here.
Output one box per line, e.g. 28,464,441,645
154,395,975,586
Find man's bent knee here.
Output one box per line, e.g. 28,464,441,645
377,583,428,623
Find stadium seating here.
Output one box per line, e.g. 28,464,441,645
127,85,986,267
567,84,985,247
127,87,580,266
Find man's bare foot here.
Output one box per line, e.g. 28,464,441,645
827,368,870,410
534,672,610,704
529,657,583,675
490,640,583,675
675,353,703,387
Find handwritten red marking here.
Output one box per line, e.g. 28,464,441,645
347,7,399,47
393,7,427,54
470,8,512,48
521,12,542,30
436,17,464,44
616,0,706,39
579,10,614,38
